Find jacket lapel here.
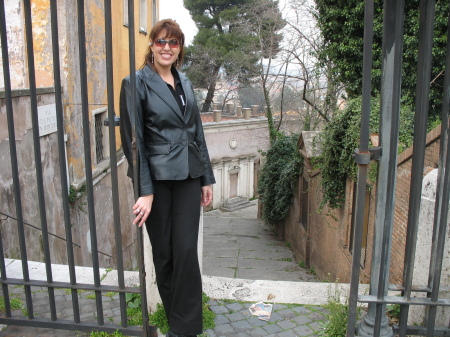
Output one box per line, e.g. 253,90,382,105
139,65,185,121
179,72,194,122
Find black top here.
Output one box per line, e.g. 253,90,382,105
167,67,186,114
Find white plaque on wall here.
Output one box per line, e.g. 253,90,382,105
229,137,238,149
38,104,57,137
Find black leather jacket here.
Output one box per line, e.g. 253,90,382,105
120,64,215,196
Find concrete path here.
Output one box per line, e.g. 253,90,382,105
203,201,317,282
0,201,351,336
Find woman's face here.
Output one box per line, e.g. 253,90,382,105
151,30,181,71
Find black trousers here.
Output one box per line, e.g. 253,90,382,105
145,177,203,335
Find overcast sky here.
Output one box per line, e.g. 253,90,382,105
159,0,197,45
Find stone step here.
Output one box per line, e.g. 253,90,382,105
220,197,252,212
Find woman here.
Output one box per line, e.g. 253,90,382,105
120,19,215,337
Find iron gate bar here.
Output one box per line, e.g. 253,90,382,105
126,0,152,334
358,295,450,306
346,0,375,335
426,13,450,335
399,0,436,336
0,1,14,319
0,0,34,321
76,0,105,326
23,0,58,322
356,0,405,335
375,0,405,335
0,316,144,335
0,278,141,293
104,0,129,328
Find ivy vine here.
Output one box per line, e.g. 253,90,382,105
258,133,303,224
317,96,415,210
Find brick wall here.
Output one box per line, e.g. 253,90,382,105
278,125,441,284
389,124,441,283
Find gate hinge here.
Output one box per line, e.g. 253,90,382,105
354,147,381,164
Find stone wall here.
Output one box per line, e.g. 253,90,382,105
0,90,138,270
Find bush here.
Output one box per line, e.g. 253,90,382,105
317,96,415,209
258,133,303,224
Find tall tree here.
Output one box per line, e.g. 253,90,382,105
313,0,450,120
234,0,285,142
183,0,282,113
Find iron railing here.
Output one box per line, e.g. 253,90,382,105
0,0,154,335
348,0,450,336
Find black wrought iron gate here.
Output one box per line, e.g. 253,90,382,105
0,0,155,335
347,0,450,336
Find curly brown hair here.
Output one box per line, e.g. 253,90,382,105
143,19,185,69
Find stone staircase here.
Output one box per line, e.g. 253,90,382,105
220,197,252,212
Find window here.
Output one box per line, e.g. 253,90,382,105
300,177,309,229
91,107,109,165
94,114,104,164
123,0,128,26
140,0,148,33
152,0,158,24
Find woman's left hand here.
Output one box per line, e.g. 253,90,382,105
132,194,154,227
201,185,212,207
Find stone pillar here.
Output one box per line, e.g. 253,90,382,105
226,103,234,114
251,105,259,116
409,169,450,326
213,110,222,122
243,108,251,120
236,106,242,118
212,103,220,111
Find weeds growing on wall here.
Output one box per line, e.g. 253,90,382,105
258,133,303,224
317,96,415,210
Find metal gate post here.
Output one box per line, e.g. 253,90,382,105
357,0,405,335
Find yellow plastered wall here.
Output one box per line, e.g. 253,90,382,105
112,0,159,151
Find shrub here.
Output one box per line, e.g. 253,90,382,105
258,133,303,224
317,96,414,209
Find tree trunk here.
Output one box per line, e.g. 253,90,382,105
201,66,220,113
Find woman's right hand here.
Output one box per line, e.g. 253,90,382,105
132,194,154,227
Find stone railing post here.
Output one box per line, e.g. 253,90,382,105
251,105,259,116
236,106,242,118
213,110,222,122
243,108,251,120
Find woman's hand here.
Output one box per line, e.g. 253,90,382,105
132,194,153,227
201,185,212,207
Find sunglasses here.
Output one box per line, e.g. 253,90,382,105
153,39,180,48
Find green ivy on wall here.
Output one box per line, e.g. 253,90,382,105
258,134,303,224
317,96,415,210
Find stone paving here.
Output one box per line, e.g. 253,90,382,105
0,202,333,336
205,299,327,337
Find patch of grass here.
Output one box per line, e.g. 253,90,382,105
298,260,306,268
309,267,316,275
277,258,292,262
100,268,113,282
0,297,22,313
86,294,96,300
89,330,125,337
126,293,143,327
105,292,119,298
319,283,361,337
148,292,216,334
284,241,291,248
